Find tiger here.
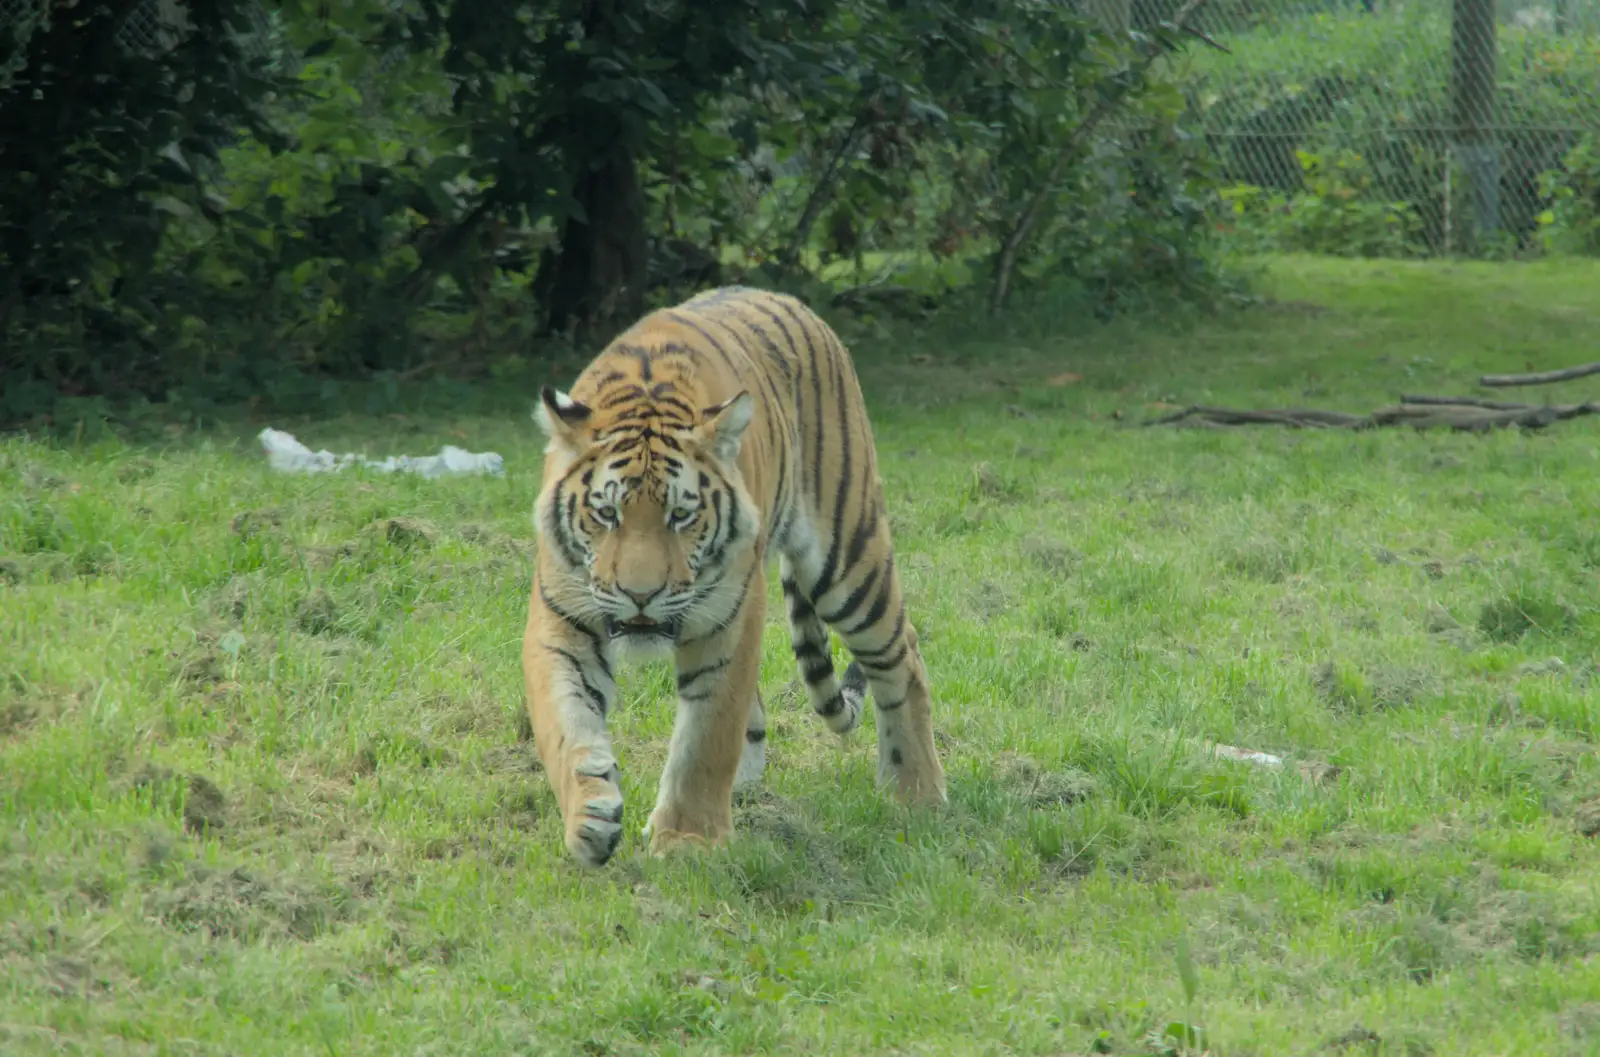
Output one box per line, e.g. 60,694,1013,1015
522,285,947,867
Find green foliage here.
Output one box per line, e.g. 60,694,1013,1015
1,0,1233,425
1188,8,1600,257
1536,135,1600,255
0,0,288,421
1219,149,1422,257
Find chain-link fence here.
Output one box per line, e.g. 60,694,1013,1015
2,0,277,89
1148,0,1600,254
2,0,176,63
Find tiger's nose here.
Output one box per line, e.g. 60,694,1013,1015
619,585,663,608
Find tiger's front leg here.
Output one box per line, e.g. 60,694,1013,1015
522,584,624,868
645,584,766,856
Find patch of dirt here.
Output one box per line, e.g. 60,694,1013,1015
1517,657,1568,678
207,570,279,624
146,862,349,942
1519,738,1591,784
230,507,283,540
1423,604,1460,634
130,766,229,835
1021,537,1083,574
0,697,36,741
294,588,339,635
40,954,119,997
480,744,543,775
114,457,156,483
324,835,403,901
1296,761,1344,788
1323,1024,1382,1052
996,751,1097,807
302,542,358,570
730,788,858,903
1260,298,1328,316
1222,538,1304,584
458,524,533,559
1479,593,1574,642
964,579,1011,620
1573,797,1600,838
364,516,437,551
972,461,1018,501
1559,1002,1600,1041
1312,661,1435,713
171,632,233,690
1367,666,1437,710
352,732,455,776
0,552,73,585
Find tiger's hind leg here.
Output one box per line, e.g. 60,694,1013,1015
814,553,946,807
734,689,767,789
780,555,867,736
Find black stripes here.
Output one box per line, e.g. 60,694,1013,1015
856,639,909,675
816,689,846,717
791,638,826,662
676,658,730,698
853,608,906,662
782,575,813,619
544,645,609,718
841,660,869,696
847,576,896,638
538,584,612,680
818,564,880,627
800,655,835,684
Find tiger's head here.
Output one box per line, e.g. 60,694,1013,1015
534,385,760,647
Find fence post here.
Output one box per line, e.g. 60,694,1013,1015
1451,0,1499,242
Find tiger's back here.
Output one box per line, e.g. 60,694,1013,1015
524,285,945,867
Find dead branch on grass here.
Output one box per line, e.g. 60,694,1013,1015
1480,361,1600,388
1145,399,1600,433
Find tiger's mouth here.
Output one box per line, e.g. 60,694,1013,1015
605,615,681,641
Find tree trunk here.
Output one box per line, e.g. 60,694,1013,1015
540,140,649,342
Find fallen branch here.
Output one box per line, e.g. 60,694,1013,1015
1480,361,1600,388
1145,401,1600,433
1398,393,1536,411
1145,405,1367,428
1368,403,1595,430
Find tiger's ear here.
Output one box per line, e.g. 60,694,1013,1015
698,391,753,463
535,387,592,449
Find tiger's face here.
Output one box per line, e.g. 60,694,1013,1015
535,386,759,646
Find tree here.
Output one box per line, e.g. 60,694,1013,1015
0,0,283,407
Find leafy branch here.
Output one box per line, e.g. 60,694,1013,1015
989,0,1210,314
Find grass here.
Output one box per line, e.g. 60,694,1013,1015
4,255,1600,1055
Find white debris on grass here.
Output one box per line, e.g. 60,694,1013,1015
258,427,505,479
1207,743,1285,767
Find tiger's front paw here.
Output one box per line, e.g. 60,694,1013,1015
565,760,624,867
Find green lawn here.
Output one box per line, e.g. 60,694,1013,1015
4,256,1600,1055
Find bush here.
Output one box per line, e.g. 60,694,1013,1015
1185,7,1600,257
1,0,1239,426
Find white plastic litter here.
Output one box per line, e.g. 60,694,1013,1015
1207,743,1285,767
258,427,505,479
